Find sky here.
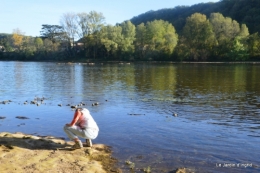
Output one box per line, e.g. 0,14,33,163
1,0,219,37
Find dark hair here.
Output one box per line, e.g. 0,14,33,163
76,108,83,112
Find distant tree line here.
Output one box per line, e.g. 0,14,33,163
0,0,260,61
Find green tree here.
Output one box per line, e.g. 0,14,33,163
43,39,58,51
226,37,249,61
0,35,13,52
135,23,147,59
99,25,122,59
34,37,43,50
138,20,178,60
209,13,249,60
181,13,215,61
76,11,106,38
239,24,250,38
119,21,136,59
210,13,241,43
247,32,260,59
87,11,106,34
40,25,64,43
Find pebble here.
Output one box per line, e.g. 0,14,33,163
92,102,99,106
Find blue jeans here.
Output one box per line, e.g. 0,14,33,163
63,125,98,141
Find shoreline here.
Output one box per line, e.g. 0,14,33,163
1,59,260,64
0,132,189,173
0,132,120,173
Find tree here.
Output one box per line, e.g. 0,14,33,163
77,12,89,38
239,24,250,38
135,23,147,59
181,13,214,60
0,35,13,52
119,21,136,58
76,11,106,40
59,11,105,57
40,24,64,43
210,13,241,43
137,20,178,60
43,39,54,51
34,37,43,50
162,21,178,55
87,11,105,34
226,37,249,61
247,32,260,59
60,12,79,46
12,28,24,51
209,13,249,60
21,36,36,60
99,25,122,59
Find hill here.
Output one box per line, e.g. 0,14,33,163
0,33,12,38
130,0,260,34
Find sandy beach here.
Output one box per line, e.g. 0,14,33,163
0,132,120,173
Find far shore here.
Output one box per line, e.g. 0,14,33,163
1,59,260,64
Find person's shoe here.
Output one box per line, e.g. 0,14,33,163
86,139,92,147
71,140,83,149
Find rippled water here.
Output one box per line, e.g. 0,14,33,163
0,61,260,173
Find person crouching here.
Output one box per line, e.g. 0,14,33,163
63,108,99,149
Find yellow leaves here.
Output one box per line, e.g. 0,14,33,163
12,28,24,50
12,33,23,47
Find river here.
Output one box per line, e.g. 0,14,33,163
0,61,259,173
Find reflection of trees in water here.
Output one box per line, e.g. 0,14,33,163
76,63,260,108
81,63,177,98
174,64,260,95
113,63,260,131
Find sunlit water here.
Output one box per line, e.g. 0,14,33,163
0,61,259,173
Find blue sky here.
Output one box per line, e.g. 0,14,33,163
1,0,219,36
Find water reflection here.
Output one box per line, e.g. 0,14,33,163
0,62,259,173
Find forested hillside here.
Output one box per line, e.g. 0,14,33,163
130,0,260,34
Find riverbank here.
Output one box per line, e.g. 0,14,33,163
1,58,260,64
0,132,120,173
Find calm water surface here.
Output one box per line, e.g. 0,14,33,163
0,61,260,173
